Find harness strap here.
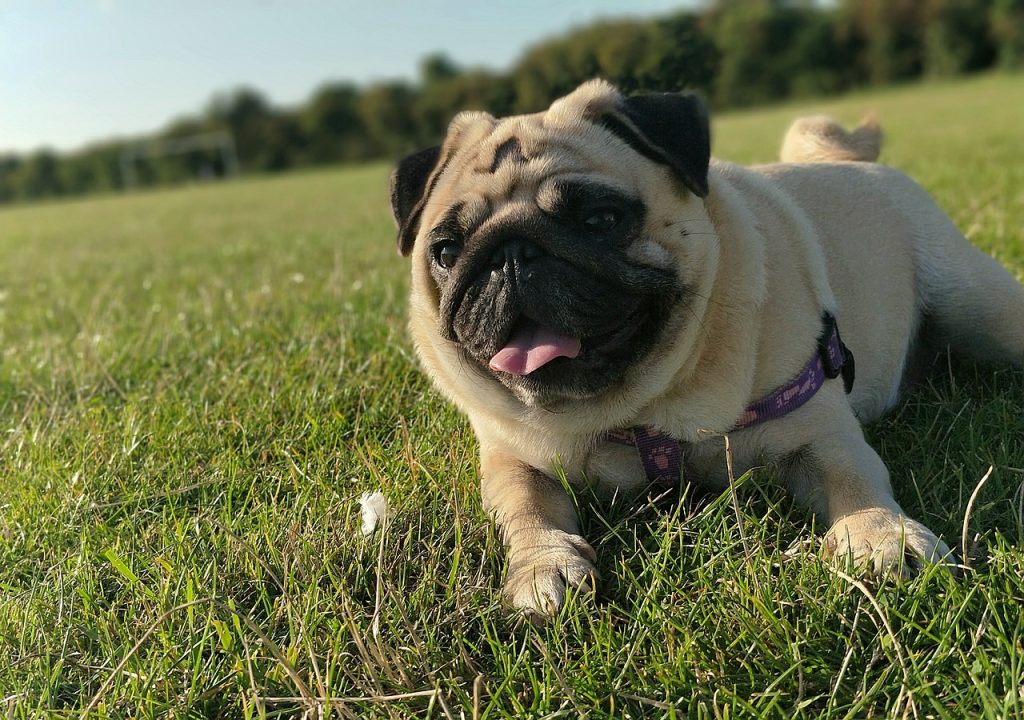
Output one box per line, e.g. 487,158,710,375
734,312,853,428
607,312,854,483
605,426,683,485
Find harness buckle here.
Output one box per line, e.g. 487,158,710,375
817,312,855,394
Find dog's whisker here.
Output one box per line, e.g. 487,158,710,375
664,218,715,228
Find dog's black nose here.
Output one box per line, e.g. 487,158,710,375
490,239,544,269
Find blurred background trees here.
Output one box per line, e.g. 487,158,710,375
1,0,1019,204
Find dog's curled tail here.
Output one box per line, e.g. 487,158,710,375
779,114,882,163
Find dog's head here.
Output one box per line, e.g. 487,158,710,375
391,80,712,408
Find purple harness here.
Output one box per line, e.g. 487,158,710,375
607,312,854,484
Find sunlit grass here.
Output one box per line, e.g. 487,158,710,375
1,72,1022,717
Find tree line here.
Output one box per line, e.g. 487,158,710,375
2,0,1022,205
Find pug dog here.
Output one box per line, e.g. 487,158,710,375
389,80,1024,620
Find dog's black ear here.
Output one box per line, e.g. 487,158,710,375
596,92,710,198
389,145,442,256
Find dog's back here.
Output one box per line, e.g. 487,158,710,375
769,115,1024,410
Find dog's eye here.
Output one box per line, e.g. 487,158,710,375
433,241,462,269
582,209,620,233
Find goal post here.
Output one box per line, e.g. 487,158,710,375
119,131,240,190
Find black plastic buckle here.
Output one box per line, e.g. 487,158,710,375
817,312,855,394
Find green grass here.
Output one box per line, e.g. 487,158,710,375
2,72,1023,718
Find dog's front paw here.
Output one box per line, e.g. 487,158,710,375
825,508,954,577
503,530,598,622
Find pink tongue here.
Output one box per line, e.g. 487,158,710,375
489,320,581,375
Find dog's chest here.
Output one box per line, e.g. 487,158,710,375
582,436,731,494
583,441,654,493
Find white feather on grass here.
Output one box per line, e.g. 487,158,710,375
359,490,388,536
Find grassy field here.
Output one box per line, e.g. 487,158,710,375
1,72,1023,718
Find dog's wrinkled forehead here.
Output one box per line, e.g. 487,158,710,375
390,79,710,256
431,81,629,210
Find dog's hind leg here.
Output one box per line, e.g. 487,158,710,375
916,223,1024,366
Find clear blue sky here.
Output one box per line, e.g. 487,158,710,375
0,0,696,154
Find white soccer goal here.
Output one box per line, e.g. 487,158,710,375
119,131,240,189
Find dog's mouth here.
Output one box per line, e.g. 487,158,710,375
440,235,683,401
488,319,582,375
477,296,669,406
488,309,650,377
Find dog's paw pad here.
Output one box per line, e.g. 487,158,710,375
825,509,954,578
502,531,598,623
